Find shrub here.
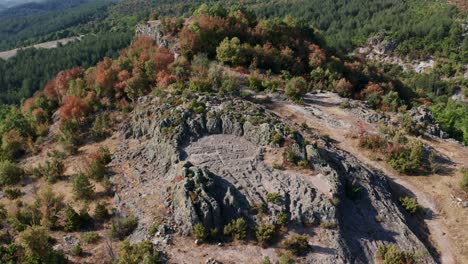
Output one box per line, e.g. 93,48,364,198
0,160,23,186
334,78,353,97
377,244,419,264
255,223,276,246
460,167,468,193
111,216,138,240
83,232,101,244
278,253,295,264
19,225,67,263
281,233,310,256
193,223,207,240
1,129,26,159
94,202,111,222
31,157,64,183
345,179,361,200
189,78,212,93
0,204,7,222
285,148,298,164
387,141,423,174
266,192,282,204
64,206,86,232
116,240,163,264
285,77,307,101
188,100,206,114
223,218,248,240
248,74,265,92
87,147,111,181
4,188,22,200
37,187,64,229
358,133,387,150
277,211,289,227
71,243,83,256
58,120,81,154
270,132,284,146
72,173,94,200
91,113,111,141
11,204,41,232
399,197,421,214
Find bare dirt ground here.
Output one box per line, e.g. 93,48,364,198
0,36,82,60
268,92,468,264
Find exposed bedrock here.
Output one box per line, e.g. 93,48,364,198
111,96,437,263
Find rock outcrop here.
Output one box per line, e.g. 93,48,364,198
110,95,437,263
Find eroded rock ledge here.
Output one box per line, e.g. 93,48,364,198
110,95,437,263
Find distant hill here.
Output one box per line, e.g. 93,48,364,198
0,0,91,19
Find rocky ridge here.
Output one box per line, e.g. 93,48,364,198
109,94,438,263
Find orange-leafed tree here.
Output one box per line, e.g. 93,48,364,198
59,96,88,122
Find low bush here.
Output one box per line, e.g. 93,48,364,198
285,77,307,102
31,157,64,183
399,197,421,215
223,218,248,240
276,212,289,227
4,188,22,200
82,232,101,244
10,204,41,232
377,244,420,264
278,253,295,264
460,167,468,193
116,240,164,264
71,243,83,256
387,141,423,174
111,216,138,240
193,223,207,240
0,160,23,186
358,133,387,150
266,192,282,204
255,223,276,246
281,233,310,256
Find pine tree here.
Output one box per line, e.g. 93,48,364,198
72,173,94,200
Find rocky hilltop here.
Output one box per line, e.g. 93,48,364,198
109,95,437,263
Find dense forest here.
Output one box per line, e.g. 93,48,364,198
0,0,116,50
0,31,132,104
111,0,467,60
0,0,94,19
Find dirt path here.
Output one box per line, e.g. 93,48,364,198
268,92,467,264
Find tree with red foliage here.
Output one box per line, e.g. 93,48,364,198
59,96,88,122
95,57,119,98
308,44,326,68
156,70,177,88
44,67,84,103
152,48,174,73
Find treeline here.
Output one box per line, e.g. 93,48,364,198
0,0,114,51
0,31,132,104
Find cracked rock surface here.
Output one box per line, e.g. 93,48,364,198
110,96,437,263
